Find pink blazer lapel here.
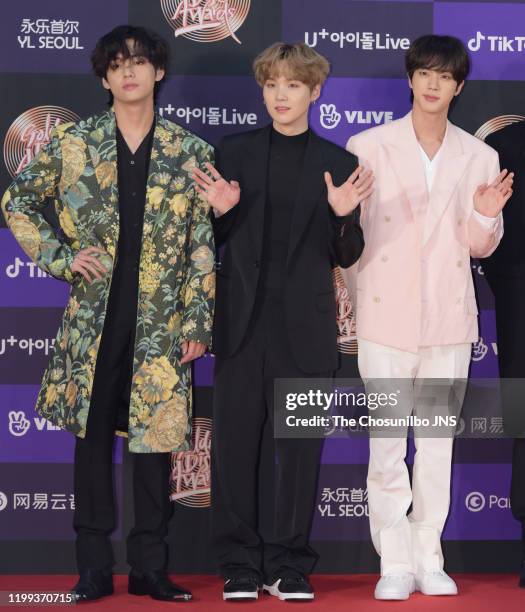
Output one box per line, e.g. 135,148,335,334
423,122,472,245
383,113,428,240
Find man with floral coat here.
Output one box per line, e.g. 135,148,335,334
1,26,214,602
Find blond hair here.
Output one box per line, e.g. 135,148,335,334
253,42,330,90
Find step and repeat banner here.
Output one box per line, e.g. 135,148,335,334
1,0,524,573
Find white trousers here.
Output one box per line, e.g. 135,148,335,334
358,338,471,576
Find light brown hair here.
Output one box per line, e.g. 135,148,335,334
253,42,330,90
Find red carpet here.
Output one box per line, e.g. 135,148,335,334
0,574,523,611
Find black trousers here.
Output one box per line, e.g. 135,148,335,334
73,296,173,573
485,273,525,557
211,295,328,581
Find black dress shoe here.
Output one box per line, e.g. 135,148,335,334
71,569,113,602
128,569,192,601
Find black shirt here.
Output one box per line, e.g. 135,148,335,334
258,126,309,294
105,119,155,325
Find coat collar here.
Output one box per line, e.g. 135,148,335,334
85,109,181,252
384,111,472,245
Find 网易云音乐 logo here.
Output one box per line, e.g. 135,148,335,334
3,106,79,178
161,0,251,44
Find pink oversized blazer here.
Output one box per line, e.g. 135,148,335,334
344,111,503,352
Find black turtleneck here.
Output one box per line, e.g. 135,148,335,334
258,126,309,295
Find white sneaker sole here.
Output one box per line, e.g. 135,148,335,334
223,591,258,601
263,583,314,601
374,579,415,600
415,583,458,596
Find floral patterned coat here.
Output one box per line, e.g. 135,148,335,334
1,109,215,453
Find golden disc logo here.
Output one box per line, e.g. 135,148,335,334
160,0,250,44
333,267,358,356
170,417,211,508
475,114,525,141
4,106,79,178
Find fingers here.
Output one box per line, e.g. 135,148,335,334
490,169,512,189
497,171,514,193
346,165,363,184
352,169,373,190
205,162,222,181
77,254,108,274
180,341,206,364
324,171,334,189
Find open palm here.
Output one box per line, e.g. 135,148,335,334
474,169,513,217
193,163,241,215
325,165,374,217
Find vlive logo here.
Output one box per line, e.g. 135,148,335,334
17,18,83,50
3,106,79,178
319,104,394,130
0,492,7,512
170,418,211,508
161,0,251,44
468,31,525,53
7,410,61,437
466,491,511,512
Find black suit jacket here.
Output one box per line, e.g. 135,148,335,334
484,120,525,279
211,124,364,373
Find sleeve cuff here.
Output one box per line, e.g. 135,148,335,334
472,209,500,230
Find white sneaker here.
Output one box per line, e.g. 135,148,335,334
415,570,458,596
374,573,415,600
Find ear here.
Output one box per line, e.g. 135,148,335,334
102,77,111,91
454,80,465,97
155,68,165,82
407,72,413,90
311,83,321,103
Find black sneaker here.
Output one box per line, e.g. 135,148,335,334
263,570,314,601
223,575,260,601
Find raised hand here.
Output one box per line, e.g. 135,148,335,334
324,165,374,217
192,162,241,216
474,169,514,218
71,246,109,284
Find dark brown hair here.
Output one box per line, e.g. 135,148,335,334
91,25,168,104
406,35,470,84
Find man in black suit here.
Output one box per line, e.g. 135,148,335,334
483,119,525,587
194,42,368,601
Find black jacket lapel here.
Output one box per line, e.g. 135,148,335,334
242,125,271,259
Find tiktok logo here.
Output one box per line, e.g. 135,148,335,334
319,104,341,129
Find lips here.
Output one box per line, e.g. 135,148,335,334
275,107,290,112
423,95,439,102
123,83,138,91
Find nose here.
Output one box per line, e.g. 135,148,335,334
275,86,287,100
428,75,439,90
123,59,134,77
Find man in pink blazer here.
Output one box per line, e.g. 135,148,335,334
346,35,513,600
